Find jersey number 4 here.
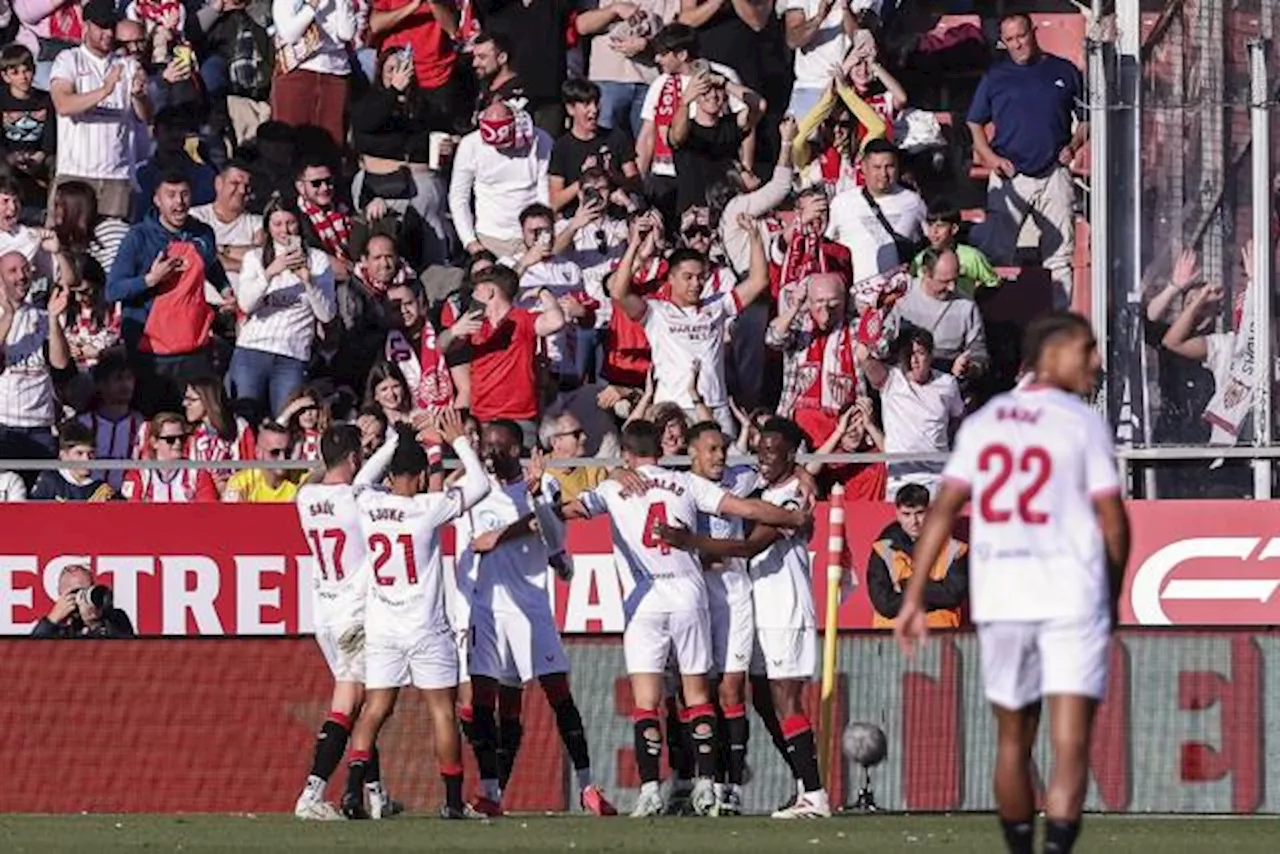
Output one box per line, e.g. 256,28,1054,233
307,528,347,581
369,533,420,586
977,445,1051,525
641,502,671,555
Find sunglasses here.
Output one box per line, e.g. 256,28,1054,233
307,177,335,189
157,434,185,445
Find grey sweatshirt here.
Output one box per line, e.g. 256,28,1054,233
888,284,989,371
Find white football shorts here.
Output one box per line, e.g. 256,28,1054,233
469,606,569,684
315,621,365,684
364,631,460,691
753,626,817,681
711,597,755,676
977,613,1112,710
624,609,712,676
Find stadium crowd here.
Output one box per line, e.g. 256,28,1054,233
0,0,1095,502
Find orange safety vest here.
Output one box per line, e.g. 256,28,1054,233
870,538,966,629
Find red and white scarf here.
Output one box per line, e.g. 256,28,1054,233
794,323,858,414
354,258,413,298
386,325,454,413
297,196,351,261
133,0,183,28
652,73,683,171
479,108,535,151
776,223,827,304
294,429,321,462
49,3,83,42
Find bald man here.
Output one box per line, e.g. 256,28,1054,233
888,248,989,381
449,103,554,258
0,251,69,460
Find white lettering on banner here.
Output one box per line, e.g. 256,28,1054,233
235,557,287,635
96,556,154,629
0,557,35,634
564,556,626,632
296,556,315,634
161,556,222,635
1131,537,1280,625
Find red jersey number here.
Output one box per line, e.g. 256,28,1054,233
307,528,347,581
977,444,1051,525
641,502,671,555
369,533,420,586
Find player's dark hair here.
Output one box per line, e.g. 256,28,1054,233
388,426,429,476
320,425,364,469
666,248,706,274
758,417,804,452
895,326,935,367
895,483,931,509
1022,311,1094,369
621,420,662,459
58,420,95,450
685,420,723,445
485,419,525,450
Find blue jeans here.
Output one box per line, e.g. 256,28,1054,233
595,80,647,138
787,86,827,123
226,347,308,421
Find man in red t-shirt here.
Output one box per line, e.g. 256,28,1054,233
370,0,462,121
440,264,566,448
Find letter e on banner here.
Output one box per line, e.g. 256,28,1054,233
0,556,37,634
1178,636,1262,812
235,556,287,635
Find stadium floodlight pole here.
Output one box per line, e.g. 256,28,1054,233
818,483,845,795
1248,35,1272,499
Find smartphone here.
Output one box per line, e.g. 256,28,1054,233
690,58,711,77
581,187,603,209
535,229,553,250
284,235,302,254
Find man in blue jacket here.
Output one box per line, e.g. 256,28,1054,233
107,170,227,411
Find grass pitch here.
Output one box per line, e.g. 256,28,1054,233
0,814,1274,853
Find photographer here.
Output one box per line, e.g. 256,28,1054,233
32,565,135,639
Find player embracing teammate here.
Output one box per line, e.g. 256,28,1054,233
898,312,1131,854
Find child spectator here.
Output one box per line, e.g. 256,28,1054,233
909,199,1001,298
30,421,117,501
59,254,119,372
0,44,55,212
76,351,144,489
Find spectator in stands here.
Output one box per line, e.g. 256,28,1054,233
48,0,151,220
0,44,56,210
866,483,967,628
14,0,82,90
608,211,771,435
202,0,274,147
0,175,61,285
909,198,1000,298
577,0,676,137
0,469,27,500
968,12,1086,308
595,207,666,405
469,30,527,116
182,376,256,494
805,395,886,501
889,247,988,381
441,264,566,446
294,156,354,285
244,121,297,214
842,30,907,143
383,277,459,415
51,180,129,274
0,250,68,460
669,67,761,214
555,167,631,301
76,352,142,487
677,0,772,97
363,358,413,427
270,0,357,147
828,138,925,281
189,161,263,292
277,385,331,461
31,563,136,638
356,404,389,455
548,78,639,213
474,0,575,133
134,107,218,213
107,172,226,410
230,196,337,418
121,410,218,502
335,233,404,383
782,0,856,118
223,419,299,502
449,101,552,258
30,420,117,499
60,256,118,373
368,0,461,122
540,410,607,499
858,327,963,500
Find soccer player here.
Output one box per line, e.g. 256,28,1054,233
293,425,399,820
454,420,617,817
897,312,1130,854
660,418,830,818
560,420,809,817
343,412,492,820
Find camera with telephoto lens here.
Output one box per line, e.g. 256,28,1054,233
75,585,113,614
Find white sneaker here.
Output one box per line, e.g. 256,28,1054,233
690,778,718,816
295,797,344,821
772,789,831,819
368,786,404,820
630,784,665,818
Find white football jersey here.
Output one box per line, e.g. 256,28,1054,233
748,477,816,630
454,475,554,618
296,482,376,630
357,486,467,642
698,465,757,609
578,464,728,615
643,294,740,409
943,385,1120,623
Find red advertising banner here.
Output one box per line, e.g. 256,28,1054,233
0,500,1276,635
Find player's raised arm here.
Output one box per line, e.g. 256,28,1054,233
353,426,399,487
895,479,969,655
440,409,490,512
470,513,540,554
